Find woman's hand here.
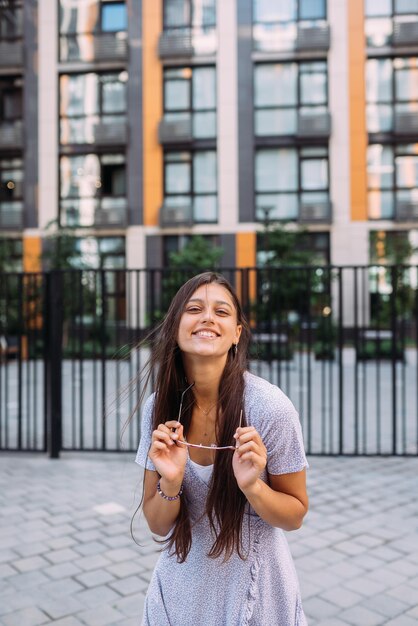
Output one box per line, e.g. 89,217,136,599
232,426,267,492
149,421,188,486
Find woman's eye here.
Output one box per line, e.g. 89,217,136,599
216,310,228,316
186,307,200,313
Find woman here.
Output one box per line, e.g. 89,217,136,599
135,272,309,625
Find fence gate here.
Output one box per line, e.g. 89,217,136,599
1,267,418,457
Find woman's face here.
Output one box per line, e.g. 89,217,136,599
177,283,242,362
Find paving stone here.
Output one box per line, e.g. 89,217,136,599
73,541,108,557
76,605,125,626
361,593,411,620
75,568,115,588
321,586,363,609
339,604,386,626
74,585,121,609
43,562,82,580
109,575,148,596
37,595,86,620
13,555,49,573
303,596,341,620
0,606,49,626
44,548,80,565
385,617,418,626
0,564,17,579
73,554,111,572
44,618,84,626
105,561,145,579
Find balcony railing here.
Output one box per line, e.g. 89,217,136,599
93,120,127,145
394,110,418,135
296,22,330,51
297,111,331,137
158,117,193,144
393,17,418,47
160,203,193,227
0,121,23,148
299,201,332,223
0,206,23,229
158,27,216,59
94,206,127,228
0,40,23,67
60,117,127,146
395,202,418,221
59,32,128,63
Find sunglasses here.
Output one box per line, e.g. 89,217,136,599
174,381,243,451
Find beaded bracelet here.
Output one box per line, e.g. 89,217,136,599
156,480,183,501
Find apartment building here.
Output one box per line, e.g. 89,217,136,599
0,0,417,273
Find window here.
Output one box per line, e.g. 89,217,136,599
163,0,216,30
59,1,127,62
257,231,330,266
164,150,217,222
163,66,216,139
0,2,23,40
0,77,22,122
368,143,418,219
0,238,22,271
255,62,327,136
365,0,418,47
253,0,326,52
60,72,127,145
74,236,125,269
60,154,127,227
162,0,216,55
366,57,418,133
0,158,23,228
255,147,329,221
101,2,127,32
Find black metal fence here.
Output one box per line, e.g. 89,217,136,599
1,266,417,457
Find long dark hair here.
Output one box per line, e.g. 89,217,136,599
139,272,252,562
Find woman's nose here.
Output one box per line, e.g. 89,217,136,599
201,307,214,323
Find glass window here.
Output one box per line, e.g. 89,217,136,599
301,159,328,190
365,0,392,16
163,66,216,139
299,0,326,20
164,150,217,222
164,0,190,28
253,0,296,22
395,0,418,13
255,64,297,106
102,2,127,32
255,62,327,137
0,3,23,39
193,0,216,28
395,62,418,102
194,151,216,193
396,155,418,188
256,149,298,192
366,59,392,103
102,75,127,113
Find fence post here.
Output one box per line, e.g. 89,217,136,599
45,271,63,458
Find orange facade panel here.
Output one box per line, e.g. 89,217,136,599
143,1,163,226
348,0,368,221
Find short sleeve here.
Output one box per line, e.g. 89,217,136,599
262,392,308,476
135,394,156,471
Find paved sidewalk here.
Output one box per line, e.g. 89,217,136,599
0,453,417,626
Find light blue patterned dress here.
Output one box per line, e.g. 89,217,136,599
135,372,309,625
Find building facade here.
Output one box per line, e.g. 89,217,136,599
0,0,417,272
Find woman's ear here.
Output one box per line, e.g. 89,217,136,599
235,324,242,343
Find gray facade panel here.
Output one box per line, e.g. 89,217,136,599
220,234,236,267
237,0,254,223
23,0,38,228
146,235,163,268
127,0,142,226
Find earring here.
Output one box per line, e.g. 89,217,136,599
234,343,238,356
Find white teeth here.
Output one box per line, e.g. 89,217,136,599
196,331,217,338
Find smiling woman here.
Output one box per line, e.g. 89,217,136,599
133,272,309,626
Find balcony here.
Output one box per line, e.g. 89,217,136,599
393,17,418,47
94,205,127,228
158,27,216,59
395,202,418,221
93,120,127,145
0,206,23,229
296,22,330,52
0,121,23,148
0,40,23,67
299,201,332,223
60,32,128,63
158,117,192,145
160,203,193,227
297,111,331,138
394,110,418,135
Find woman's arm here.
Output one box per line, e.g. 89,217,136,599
142,469,183,536
241,470,308,531
233,426,308,530
142,421,187,537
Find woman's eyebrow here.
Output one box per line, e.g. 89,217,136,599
187,298,232,309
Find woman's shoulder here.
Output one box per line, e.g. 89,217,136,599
243,371,298,420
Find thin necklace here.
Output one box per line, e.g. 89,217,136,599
194,401,217,437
